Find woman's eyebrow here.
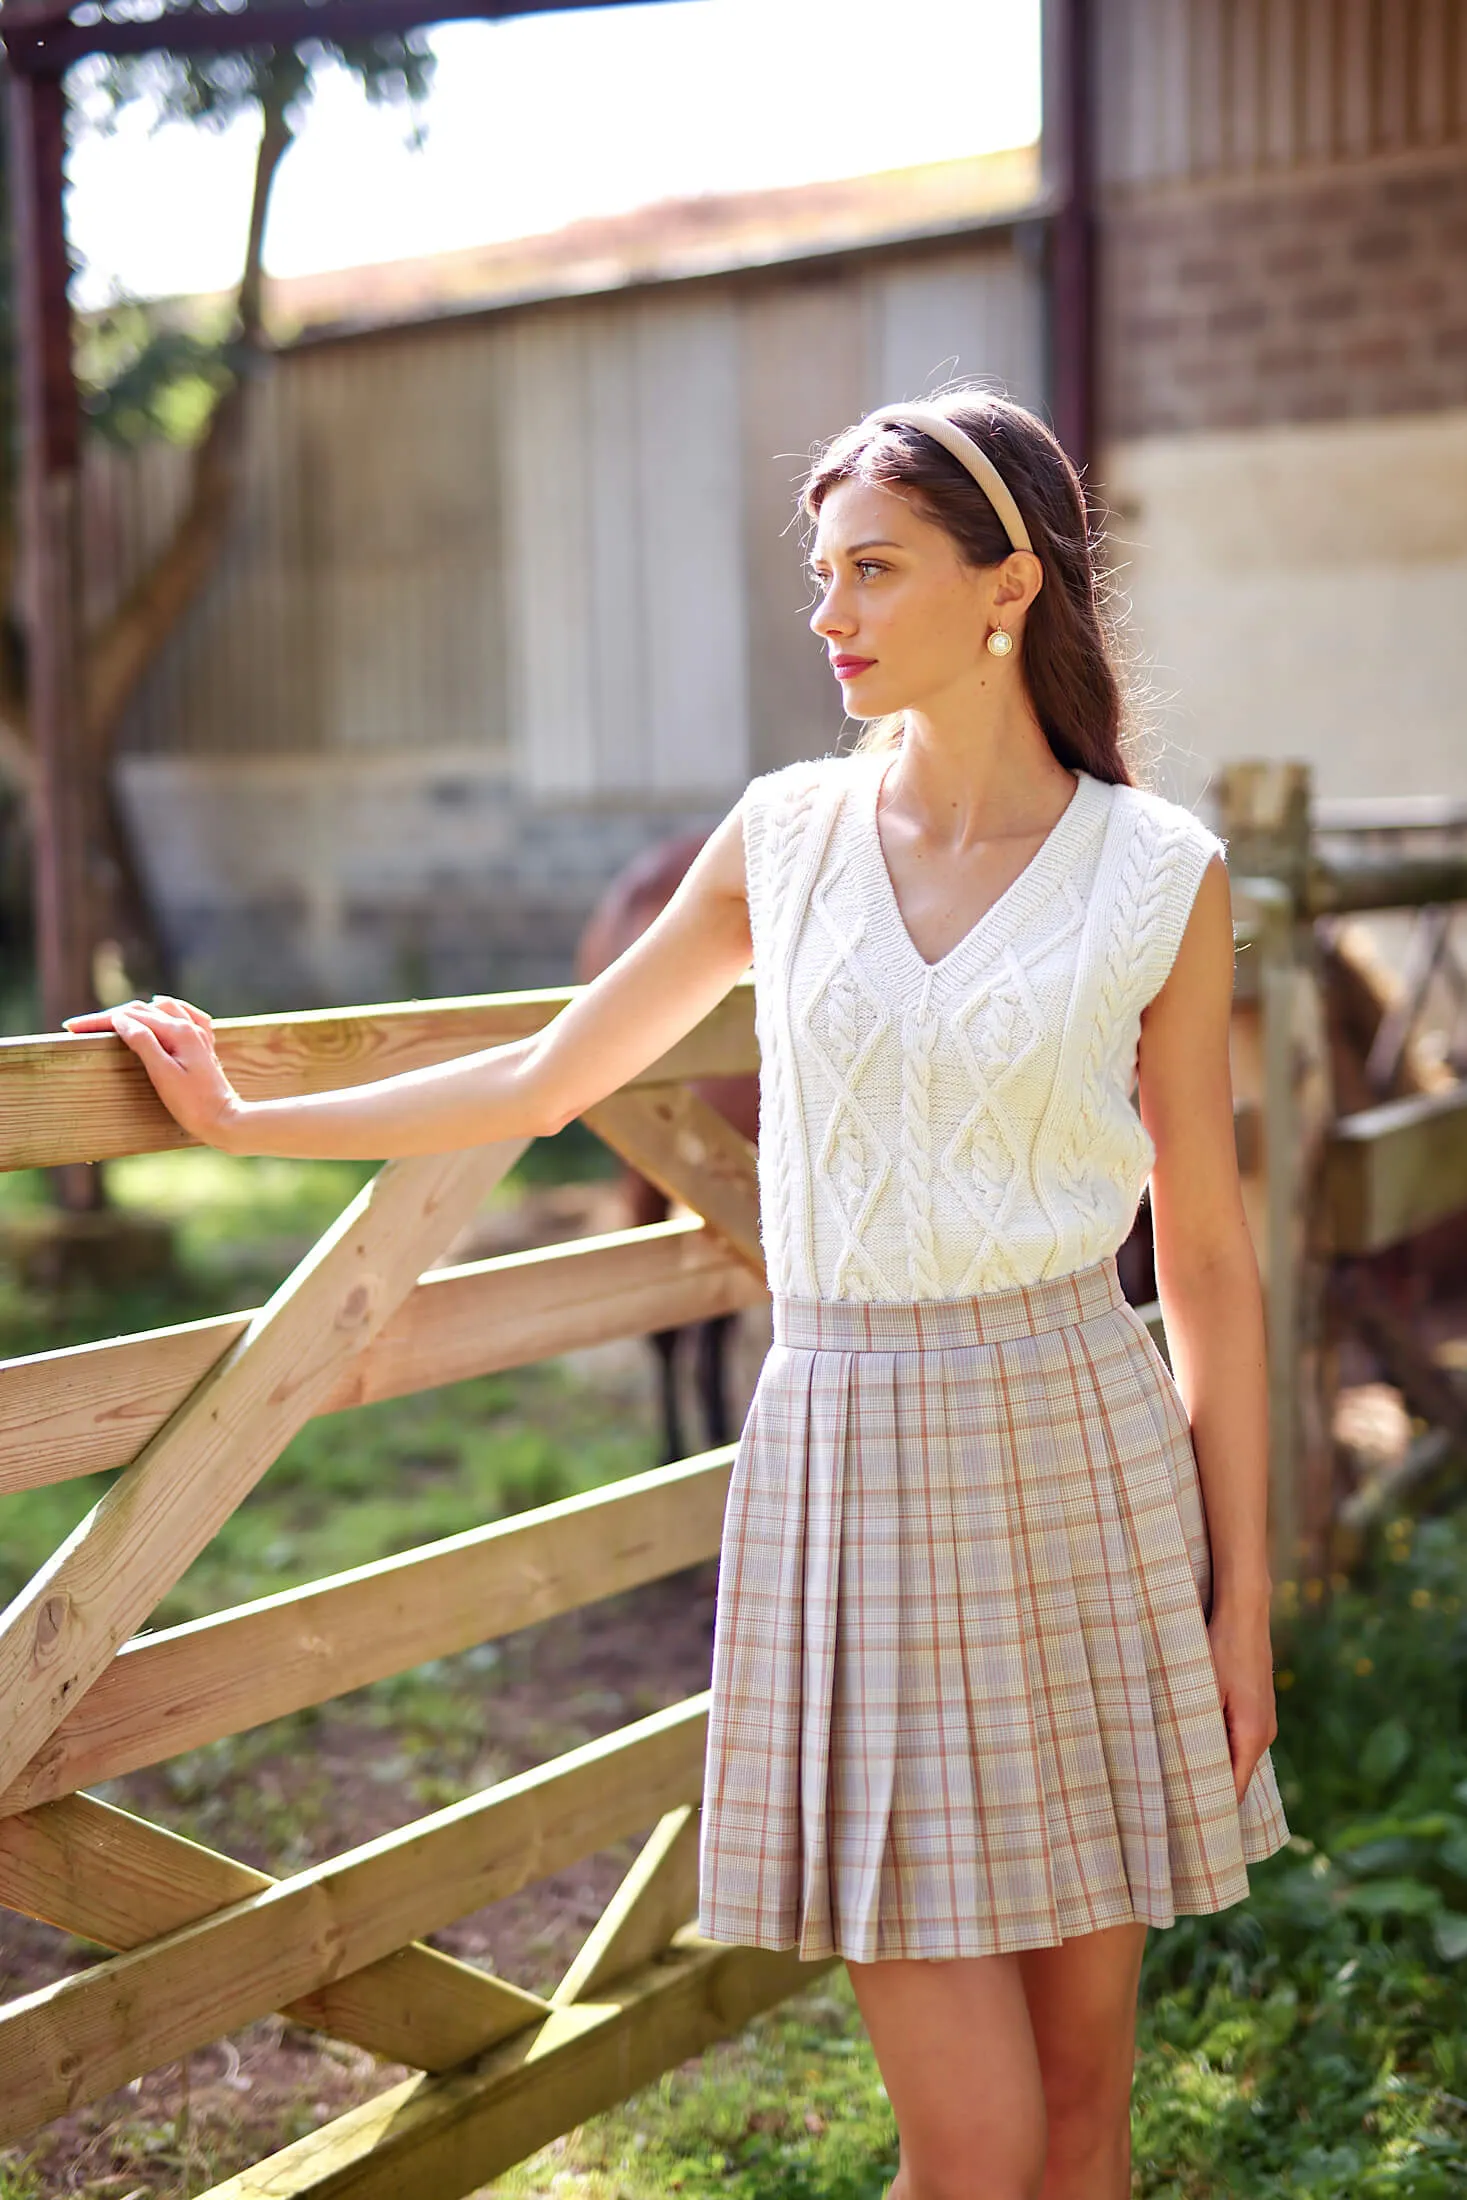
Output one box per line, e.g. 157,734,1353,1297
810,539,904,564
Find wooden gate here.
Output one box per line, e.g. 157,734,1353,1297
0,973,833,2197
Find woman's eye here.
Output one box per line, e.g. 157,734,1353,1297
807,562,885,588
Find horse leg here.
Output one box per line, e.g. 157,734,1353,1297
694,1310,740,1449
651,1326,686,1465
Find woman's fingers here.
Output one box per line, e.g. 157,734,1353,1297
112,1009,183,1081
105,1004,239,1143
153,994,215,1033
53,996,236,1144
1221,1694,1272,1800
63,1001,144,1032
115,1004,190,1049
62,994,215,1036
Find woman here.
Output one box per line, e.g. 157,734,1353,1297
67,390,1288,2200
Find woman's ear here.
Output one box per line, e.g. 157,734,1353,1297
992,549,1042,614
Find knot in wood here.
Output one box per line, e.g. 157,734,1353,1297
35,1593,70,1658
335,1280,377,1332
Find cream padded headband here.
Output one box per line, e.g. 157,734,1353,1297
861,403,1035,556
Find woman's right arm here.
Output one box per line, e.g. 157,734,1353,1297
63,796,755,1160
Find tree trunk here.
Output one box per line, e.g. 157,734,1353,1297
80,68,296,993
5,64,297,1002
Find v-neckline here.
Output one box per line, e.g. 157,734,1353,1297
858,752,1094,978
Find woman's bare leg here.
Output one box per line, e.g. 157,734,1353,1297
1016,1921,1149,2200
844,1921,1148,2200
845,1951,1048,2200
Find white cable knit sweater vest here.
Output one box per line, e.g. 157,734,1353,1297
743,750,1227,1302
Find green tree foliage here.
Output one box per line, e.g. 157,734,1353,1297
66,15,435,437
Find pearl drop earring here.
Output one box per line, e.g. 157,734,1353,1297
987,627,1013,658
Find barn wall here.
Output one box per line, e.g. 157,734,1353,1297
500,292,750,800
1106,404,1467,808
104,225,1043,1005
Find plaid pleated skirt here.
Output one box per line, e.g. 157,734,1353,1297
696,1253,1291,1964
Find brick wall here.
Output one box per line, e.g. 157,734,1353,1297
1099,147,1467,437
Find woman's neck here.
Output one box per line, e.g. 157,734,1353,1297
882,701,1075,840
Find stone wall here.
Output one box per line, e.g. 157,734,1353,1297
114,753,730,1012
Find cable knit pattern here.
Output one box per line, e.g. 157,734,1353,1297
741,751,1227,1301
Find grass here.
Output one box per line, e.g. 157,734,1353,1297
0,1368,614,1625
493,1971,900,2200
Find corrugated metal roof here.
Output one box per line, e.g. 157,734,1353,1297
145,145,1044,348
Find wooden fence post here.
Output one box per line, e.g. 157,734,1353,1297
1217,762,1337,1588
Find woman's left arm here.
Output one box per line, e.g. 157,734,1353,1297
1135,852,1279,1802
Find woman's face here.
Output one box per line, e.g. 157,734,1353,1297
807,476,1024,719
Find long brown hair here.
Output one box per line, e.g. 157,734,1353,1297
800,389,1138,787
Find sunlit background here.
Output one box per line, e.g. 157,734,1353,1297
66,0,1044,306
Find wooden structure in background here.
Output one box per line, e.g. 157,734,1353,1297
1220,761,1467,1580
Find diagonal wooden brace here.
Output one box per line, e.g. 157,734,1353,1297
194,1934,835,2200
0,1138,529,1798
551,1803,702,2007
582,1087,764,1276
0,1793,547,2075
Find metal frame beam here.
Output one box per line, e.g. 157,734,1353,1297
1043,0,1095,474
7,63,96,1053
1,0,651,74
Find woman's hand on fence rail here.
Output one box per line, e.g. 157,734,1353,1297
55,795,756,1161
63,995,245,1148
61,991,553,1159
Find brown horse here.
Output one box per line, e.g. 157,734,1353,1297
575,831,760,1467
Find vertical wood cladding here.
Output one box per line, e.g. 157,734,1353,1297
1097,0,1467,433
1097,0,1467,185
107,236,1043,793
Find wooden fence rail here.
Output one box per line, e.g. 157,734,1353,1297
1,768,1465,2193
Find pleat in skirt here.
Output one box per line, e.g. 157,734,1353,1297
696,1253,1291,1964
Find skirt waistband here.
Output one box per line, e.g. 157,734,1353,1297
772,1254,1127,1352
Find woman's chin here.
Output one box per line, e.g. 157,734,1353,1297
837,681,901,720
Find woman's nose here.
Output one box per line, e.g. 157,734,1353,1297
810,583,845,639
